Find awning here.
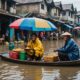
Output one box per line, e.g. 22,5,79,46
0,11,20,18
52,19,65,24
47,18,73,29
64,24,73,29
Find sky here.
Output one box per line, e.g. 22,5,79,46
54,0,80,11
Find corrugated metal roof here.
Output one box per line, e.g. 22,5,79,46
62,4,73,11
15,0,43,4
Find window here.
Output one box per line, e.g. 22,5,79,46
7,1,12,12
41,4,44,10
69,11,71,16
1,0,5,9
62,11,66,16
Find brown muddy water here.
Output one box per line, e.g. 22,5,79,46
0,40,80,80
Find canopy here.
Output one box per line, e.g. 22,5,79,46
9,18,57,31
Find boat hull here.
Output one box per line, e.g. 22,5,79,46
0,53,80,66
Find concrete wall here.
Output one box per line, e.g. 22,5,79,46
17,3,40,14
50,8,60,17
39,1,47,16
51,8,57,16
76,16,80,23
16,2,47,16
62,11,75,22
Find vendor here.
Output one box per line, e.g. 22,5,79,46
25,33,44,61
54,32,79,61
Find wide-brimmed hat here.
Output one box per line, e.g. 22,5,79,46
61,32,72,37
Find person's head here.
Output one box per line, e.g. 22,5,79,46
63,35,71,41
61,32,72,41
31,33,37,42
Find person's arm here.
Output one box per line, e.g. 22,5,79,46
57,39,73,53
26,41,31,48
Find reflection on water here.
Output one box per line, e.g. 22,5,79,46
72,71,80,80
0,63,24,80
0,61,80,80
0,40,80,80
42,68,60,80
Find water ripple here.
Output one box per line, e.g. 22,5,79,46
0,64,24,80
42,68,60,80
73,71,80,80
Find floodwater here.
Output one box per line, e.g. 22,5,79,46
0,39,80,80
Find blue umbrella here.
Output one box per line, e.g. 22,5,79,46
9,18,57,31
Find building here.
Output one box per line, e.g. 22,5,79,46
45,0,54,16
16,0,48,18
50,1,63,20
0,0,16,14
15,0,77,34
61,4,76,24
47,2,76,33
0,0,19,41
76,11,80,25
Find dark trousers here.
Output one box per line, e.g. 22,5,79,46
28,52,41,61
58,52,70,61
29,55,41,61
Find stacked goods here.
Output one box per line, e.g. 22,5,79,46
14,40,24,44
12,48,24,53
43,53,59,62
19,51,26,60
17,41,21,44
9,48,27,60
19,40,24,44
9,42,15,50
14,41,18,44
5,42,9,46
9,51,19,59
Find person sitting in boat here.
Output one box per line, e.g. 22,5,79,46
25,33,44,61
54,32,79,61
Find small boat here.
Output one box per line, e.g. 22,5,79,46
0,53,80,66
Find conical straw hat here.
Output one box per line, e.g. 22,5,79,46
61,32,72,37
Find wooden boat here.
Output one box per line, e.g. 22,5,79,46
0,53,80,66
